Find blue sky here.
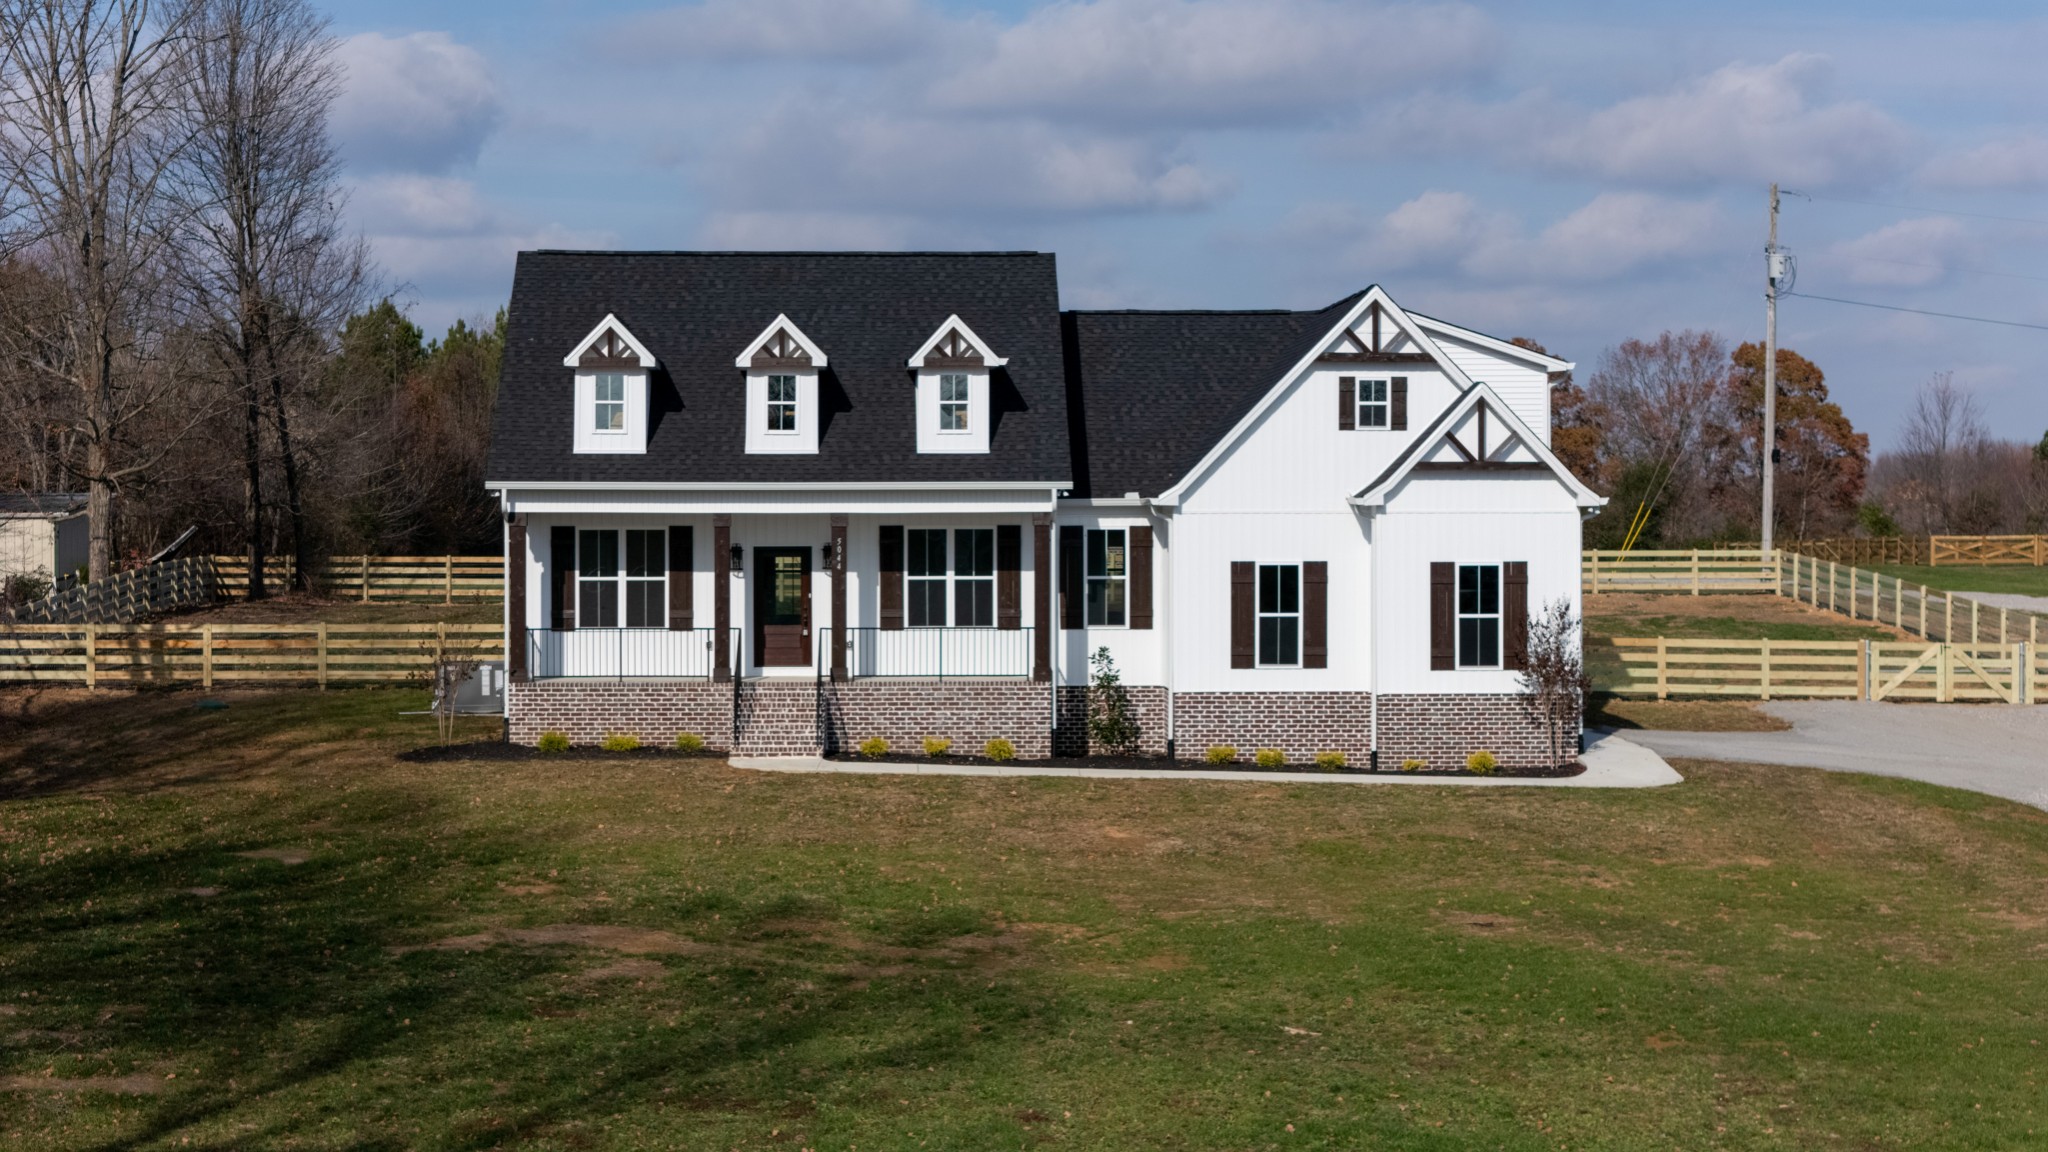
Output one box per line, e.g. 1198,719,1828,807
325,0,2048,451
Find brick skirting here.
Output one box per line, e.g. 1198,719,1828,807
506,680,733,749
1171,691,1374,762
1376,693,1564,771
1052,685,1170,756
821,680,1055,759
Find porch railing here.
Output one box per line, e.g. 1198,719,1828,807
527,627,738,680
832,626,1034,680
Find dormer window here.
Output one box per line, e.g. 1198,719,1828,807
563,315,656,455
737,314,827,455
909,315,1005,455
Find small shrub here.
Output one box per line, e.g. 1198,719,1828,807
923,736,953,758
1466,750,1499,775
601,733,641,753
1204,745,1238,765
1086,647,1140,756
1254,748,1286,769
674,732,706,754
1314,750,1347,771
536,731,571,753
1400,758,1427,773
858,736,890,761
984,738,1017,762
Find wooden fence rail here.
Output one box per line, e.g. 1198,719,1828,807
1592,637,2042,703
8,555,218,624
211,555,503,603
1582,549,1781,594
1777,551,2044,646
0,622,502,688
1930,535,2048,567
1710,535,2048,567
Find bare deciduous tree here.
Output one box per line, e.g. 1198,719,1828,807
1517,598,1591,769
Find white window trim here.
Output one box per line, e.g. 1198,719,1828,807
937,372,971,435
1255,562,1301,668
1084,526,1129,630
575,528,668,630
765,373,799,436
1456,562,1503,670
905,526,996,628
1357,377,1390,429
592,371,628,436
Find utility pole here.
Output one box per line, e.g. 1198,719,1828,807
1761,183,1780,556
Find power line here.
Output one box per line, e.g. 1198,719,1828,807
1784,290,2048,332
1783,191,2048,229
1818,253,2048,286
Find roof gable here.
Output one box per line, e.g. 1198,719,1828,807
735,314,829,369
1351,382,1603,509
561,314,655,369
909,314,1008,368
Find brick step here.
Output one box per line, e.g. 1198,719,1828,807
733,682,820,756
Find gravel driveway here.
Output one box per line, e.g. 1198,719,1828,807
1621,700,2048,810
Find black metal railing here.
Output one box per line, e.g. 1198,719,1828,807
527,627,738,680
829,626,1033,680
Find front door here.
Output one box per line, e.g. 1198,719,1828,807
753,548,812,667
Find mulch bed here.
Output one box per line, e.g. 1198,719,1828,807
824,752,1586,779
399,742,721,764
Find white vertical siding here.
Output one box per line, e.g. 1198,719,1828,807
1422,334,1551,443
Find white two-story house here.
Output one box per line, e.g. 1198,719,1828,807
486,251,1602,766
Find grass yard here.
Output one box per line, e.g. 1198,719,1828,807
157,594,502,626
1859,563,2048,600
1585,591,1903,643
3,689,2046,1150
1585,698,1791,732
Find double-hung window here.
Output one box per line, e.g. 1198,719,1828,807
1085,529,1126,626
1357,378,1389,428
576,529,666,628
766,374,797,432
938,372,969,431
1457,563,1501,668
1257,564,1300,666
594,372,625,432
905,528,995,627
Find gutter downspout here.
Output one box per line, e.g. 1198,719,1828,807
1368,506,1380,772
1147,499,1176,760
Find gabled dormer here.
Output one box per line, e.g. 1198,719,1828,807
564,315,656,455
908,315,1006,454
737,315,827,455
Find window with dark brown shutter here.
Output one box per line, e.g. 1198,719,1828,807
668,525,693,631
1129,526,1153,629
1338,376,1355,430
879,525,904,631
996,524,1021,630
551,526,576,630
1058,525,1083,629
1230,561,1255,668
1429,561,1454,670
1391,376,1408,431
1303,560,1327,668
1503,560,1529,670
508,521,528,681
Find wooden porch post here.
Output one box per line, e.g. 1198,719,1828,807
507,518,528,681
1032,513,1052,682
829,515,848,683
713,515,732,682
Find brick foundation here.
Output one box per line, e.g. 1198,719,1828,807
1171,691,1374,763
822,680,1055,759
1052,685,1170,756
506,679,733,749
1376,693,1565,771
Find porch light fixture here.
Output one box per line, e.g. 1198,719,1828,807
728,544,743,572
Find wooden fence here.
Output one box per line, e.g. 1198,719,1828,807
0,622,501,687
1780,552,2044,645
8,556,218,625
1710,535,2048,567
1592,637,2043,704
1930,535,2048,567
1582,549,1781,594
1777,537,1930,566
212,555,502,603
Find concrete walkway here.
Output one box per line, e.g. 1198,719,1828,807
1952,589,2048,615
729,730,1681,790
1625,700,2048,810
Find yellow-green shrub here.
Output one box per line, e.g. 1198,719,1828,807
601,733,641,753
1254,748,1286,769
674,732,705,754
858,736,890,761
983,738,1017,762
1466,750,1499,775
536,731,570,753
1314,750,1347,771
1204,745,1238,765
1400,758,1427,773
923,736,953,757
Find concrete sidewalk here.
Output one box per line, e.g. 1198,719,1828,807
729,729,1681,790
1625,700,2048,810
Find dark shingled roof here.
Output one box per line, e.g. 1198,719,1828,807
1061,294,1362,497
488,251,1072,485
0,492,88,517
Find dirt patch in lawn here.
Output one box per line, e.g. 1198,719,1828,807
1588,697,1792,732
1586,591,1909,641
1,1074,167,1094
1439,910,1522,934
236,847,312,865
398,924,720,956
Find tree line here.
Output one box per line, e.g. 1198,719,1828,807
1532,331,2048,547
0,0,498,598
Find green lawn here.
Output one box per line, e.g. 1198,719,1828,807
1586,610,1893,642
3,690,2045,1150
1862,563,2048,599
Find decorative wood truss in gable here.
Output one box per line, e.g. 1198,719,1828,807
561,313,656,370
735,314,829,370
907,314,1007,370
1315,301,1434,365
1416,396,1544,471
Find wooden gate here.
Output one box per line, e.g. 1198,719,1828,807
1870,643,2029,703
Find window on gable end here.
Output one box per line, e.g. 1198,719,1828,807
939,373,969,431
766,374,798,432
1357,379,1389,428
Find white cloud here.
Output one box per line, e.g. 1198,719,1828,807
1372,54,1912,190
610,0,936,63
1926,133,2048,191
934,0,1496,126
351,175,494,236
333,33,501,174
698,211,917,250
1821,217,1971,288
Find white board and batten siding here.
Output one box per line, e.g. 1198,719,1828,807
1418,330,1553,442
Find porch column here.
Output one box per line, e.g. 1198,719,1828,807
1033,513,1052,682
713,514,732,682
830,514,848,682
507,516,527,681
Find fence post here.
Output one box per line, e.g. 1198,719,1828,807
1858,638,1870,700
84,623,96,690
1938,643,1952,702
1920,585,1928,638
1848,565,1858,619
317,622,328,691
1999,606,2007,645
1971,599,1979,645
1944,593,1952,643
1656,637,1668,700
1591,550,1600,592
1760,637,1771,701
361,555,371,602
202,624,214,689
1691,550,1701,596
1828,561,1837,613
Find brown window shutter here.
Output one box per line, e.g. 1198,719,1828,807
1128,526,1153,629
1504,560,1529,670
1391,376,1408,431
879,524,904,631
1338,376,1355,430
550,525,576,630
1429,561,1453,669
507,521,528,681
1302,560,1327,668
668,525,693,631
1058,525,1083,629
1230,561,1255,668
996,524,1021,630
